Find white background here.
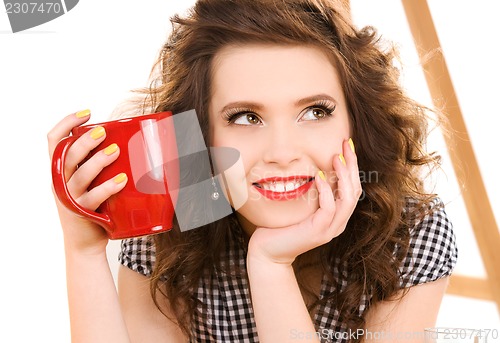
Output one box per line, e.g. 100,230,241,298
0,1,498,341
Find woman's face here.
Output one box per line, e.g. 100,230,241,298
209,44,351,234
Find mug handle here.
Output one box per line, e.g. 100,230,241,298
51,136,115,234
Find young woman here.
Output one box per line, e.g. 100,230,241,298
47,0,457,342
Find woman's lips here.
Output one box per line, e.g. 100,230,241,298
252,176,315,201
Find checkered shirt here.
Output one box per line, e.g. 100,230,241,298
119,197,457,342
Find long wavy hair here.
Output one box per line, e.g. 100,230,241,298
127,0,441,340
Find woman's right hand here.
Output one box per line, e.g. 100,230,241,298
47,110,127,255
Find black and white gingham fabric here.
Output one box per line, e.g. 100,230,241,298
119,197,458,342
399,198,458,287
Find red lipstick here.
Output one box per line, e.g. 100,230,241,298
252,176,314,201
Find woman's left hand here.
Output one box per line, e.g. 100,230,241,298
247,139,362,265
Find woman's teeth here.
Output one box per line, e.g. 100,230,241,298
258,179,309,192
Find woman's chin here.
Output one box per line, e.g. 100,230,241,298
242,203,318,229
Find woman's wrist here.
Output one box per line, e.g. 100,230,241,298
246,246,296,267
246,231,298,266
63,238,109,261
246,252,298,291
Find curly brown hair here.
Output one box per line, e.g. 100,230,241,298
127,0,441,340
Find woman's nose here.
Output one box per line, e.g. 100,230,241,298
261,125,302,166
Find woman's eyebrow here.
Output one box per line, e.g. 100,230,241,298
294,94,337,107
219,101,264,116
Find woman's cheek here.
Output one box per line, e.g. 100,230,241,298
217,158,248,210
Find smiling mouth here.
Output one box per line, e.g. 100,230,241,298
252,177,314,192
252,176,315,201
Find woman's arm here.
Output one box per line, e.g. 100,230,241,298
64,249,131,342
247,139,361,342
362,197,457,342
48,112,185,342
118,266,188,342
363,277,449,343
48,111,130,342
247,258,319,342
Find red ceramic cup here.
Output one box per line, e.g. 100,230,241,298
52,111,179,239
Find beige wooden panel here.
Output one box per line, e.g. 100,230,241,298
447,275,493,301
400,0,500,313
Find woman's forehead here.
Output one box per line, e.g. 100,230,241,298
210,44,344,108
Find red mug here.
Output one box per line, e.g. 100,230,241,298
52,111,179,239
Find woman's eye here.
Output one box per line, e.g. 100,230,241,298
232,113,262,125
299,105,335,122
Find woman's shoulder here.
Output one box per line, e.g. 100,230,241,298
400,196,458,286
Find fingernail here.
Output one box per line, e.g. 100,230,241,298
339,154,346,166
90,126,105,140
113,173,127,184
318,170,326,181
75,109,91,118
104,143,118,156
348,138,355,153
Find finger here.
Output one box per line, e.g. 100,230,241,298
67,143,120,197
77,173,128,211
334,140,361,201
64,126,107,179
310,170,336,229
342,138,362,200
282,171,336,250
332,153,349,200
327,142,361,230
47,110,91,158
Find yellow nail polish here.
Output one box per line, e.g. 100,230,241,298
75,109,91,118
90,126,105,140
104,143,118,156
113,173,127,184
339,154,346,166
318,170,326,181
348,138,355,153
